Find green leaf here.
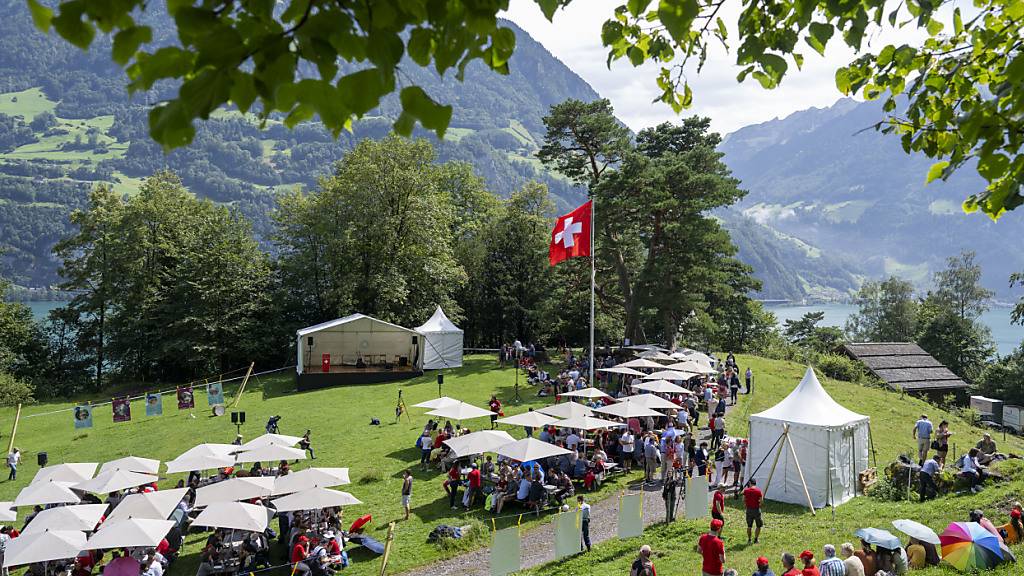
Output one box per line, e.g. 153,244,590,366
978,153,1009,181
806,22,833,56
229,71,257,113
657,0,700,44
925,18,943,36
26,0,53,31
627,0,652,17
627,46,645,66
715,17,727,41
926,161,949,184
52,1,95,49
337,68,390,116
149,102,195,150
953,8,963,35
835,67,851,93
398,86,452,137
535,0,560,21
112,26,152,65
179,69,232,120
489,27,516,68
758,53,788,86
407,28,433,66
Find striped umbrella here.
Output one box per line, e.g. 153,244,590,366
940,521,1003,571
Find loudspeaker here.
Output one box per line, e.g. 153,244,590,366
239,411,245,424
412,336,418,345
231,411,247,424
307,336,314,346
37,452,47,467
437,374,444,386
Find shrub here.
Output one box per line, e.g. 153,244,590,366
0,372,34,406
815,353,863,382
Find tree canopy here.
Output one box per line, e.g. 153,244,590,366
29,0,1024,219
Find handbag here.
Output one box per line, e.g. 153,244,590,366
930,440,941,451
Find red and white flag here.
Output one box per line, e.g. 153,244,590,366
549,200,592,266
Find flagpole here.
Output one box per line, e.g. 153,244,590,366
589,199,595,388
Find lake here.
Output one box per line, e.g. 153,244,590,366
766,303,1024,356
26,300,66,319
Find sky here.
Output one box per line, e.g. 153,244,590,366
502,0,928,135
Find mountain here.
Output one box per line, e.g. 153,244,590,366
0,1,595,288
720,97,1024,300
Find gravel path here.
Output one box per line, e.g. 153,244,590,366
399,397,737,576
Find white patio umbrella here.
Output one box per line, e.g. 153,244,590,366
104,488,188,523
272,468,351,495
495,411,561,428
194,476,276,507
0,502,15,521
597,366,644,376
643,370,694,381
594,401,663,419
23,504,107,535
632,380,691,395
15,480,80,507
2,530,85,567
891,519,941,545
32,463,97,484
238,433,303,452
164,454,235,474
412,396,461,409
496,438,572,462
426,401,494,421
443,431,515,457
86,518,174,550
624,393,681,410
536,402,593,419
191,502,270,532
74,470,158,495
177,443,238,460
234,445,306,464
559,388,610,400
669,349,696,360
99,456,160,475
270,488,362,512
638,350,675,362
619,358,666,370
667,360,717,375
684,351,716,366
553,415,626,431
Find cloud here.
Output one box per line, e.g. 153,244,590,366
503,0,928,134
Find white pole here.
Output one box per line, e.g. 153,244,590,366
589,199,595,387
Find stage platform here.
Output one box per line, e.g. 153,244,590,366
296,365,422,391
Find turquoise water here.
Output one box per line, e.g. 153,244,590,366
766,303,1024,356
26,300,66,319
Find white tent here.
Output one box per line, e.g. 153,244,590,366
416,306,463,369
747,367,870,509
296,313,423,374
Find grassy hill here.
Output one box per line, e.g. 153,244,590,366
522,354,1024,576
1,354,1021,576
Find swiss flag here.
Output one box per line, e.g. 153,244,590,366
549,200,592,266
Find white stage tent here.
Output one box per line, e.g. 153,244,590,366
296,314,423,375
416,306,463,369
746,367,870,509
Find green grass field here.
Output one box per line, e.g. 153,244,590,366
0,355,635,575
0,88,56,119
521,354,1024,576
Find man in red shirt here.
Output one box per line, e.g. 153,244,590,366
465,463,482,508
743,478,764,543
697,519,725,576
800,550,820,576
781,552,800,576
291,535,311,575
488,395,502,429
711,484,726,523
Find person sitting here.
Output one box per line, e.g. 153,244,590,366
959,448,985,493
780,552,800,576
854,541,877,576
975,433,998,465
969,509,1004,544
800,550,820,576
552,469,574,504
526,472,546,515
999,509,1023,544
752,555,776,576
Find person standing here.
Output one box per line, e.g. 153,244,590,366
840,544,865,576
919,456,939,502
729,372,740,405
819,545,846,576
401,470,413,521
698,519,726,576
488,395,502,429
745,367,753,394
644,435,659,483
630,545,656,576
934,420,952,468
5,449,19,481
417,429,433,471
576,495,592,552
464,463,482,508
912,414,933,465
620,429,635,473
711,485,726,522
743,478,764,543
299,429,315,459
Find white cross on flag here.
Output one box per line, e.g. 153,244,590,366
549,200,592,266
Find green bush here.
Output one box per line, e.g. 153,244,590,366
815,353,863,382
0,372,34,406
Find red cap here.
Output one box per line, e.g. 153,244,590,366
757,557,770,567
1012,509,1022,520
710,519,724,531
800,550,814,560
298,536,309,542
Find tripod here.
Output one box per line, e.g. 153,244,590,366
512,350,522,403
395,390,409,422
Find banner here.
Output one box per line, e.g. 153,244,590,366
177,386,195,410
207,381,225,405
553,510,581,559
490,527,520,576
617,492,643,538
73,405,93,429
685,475,709,519
112,397,132,423
145,393,163,417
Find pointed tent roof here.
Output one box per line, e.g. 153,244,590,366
296,313,419,337
750,367,868,428
416,306,462,334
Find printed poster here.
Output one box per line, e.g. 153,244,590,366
685,475,709,519
73,405,93,429
553,510,581,559
617,492,643,538
112,397,132,423
177,386,195,410
207,381,225,405
145,393,163,417
490,527,520,576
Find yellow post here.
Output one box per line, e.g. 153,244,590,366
378,521,396,576
232,363,255,408
7,403,22,453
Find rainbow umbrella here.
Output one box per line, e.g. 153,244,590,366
940,521,1003,571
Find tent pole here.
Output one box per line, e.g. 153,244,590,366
746,428,785,483
762,426,789,501
827,429,835,528
785,429,816,515
867,423,878,468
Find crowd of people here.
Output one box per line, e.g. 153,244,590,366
913,413,1016,499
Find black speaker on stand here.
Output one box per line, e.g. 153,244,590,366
437,373,443,397
231,411,246,437
37,452,48,467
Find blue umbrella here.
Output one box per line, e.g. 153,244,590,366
855,527,903,550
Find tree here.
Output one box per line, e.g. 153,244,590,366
32,1,1023,219
537,99,630,186
933,251,993,322
784,311,845,354
846,276,919,342
976,344,1024,406
0,275,38,404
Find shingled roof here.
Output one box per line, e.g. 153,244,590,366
842,342,970,392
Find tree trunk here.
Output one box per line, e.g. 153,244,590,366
602,222,639,342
